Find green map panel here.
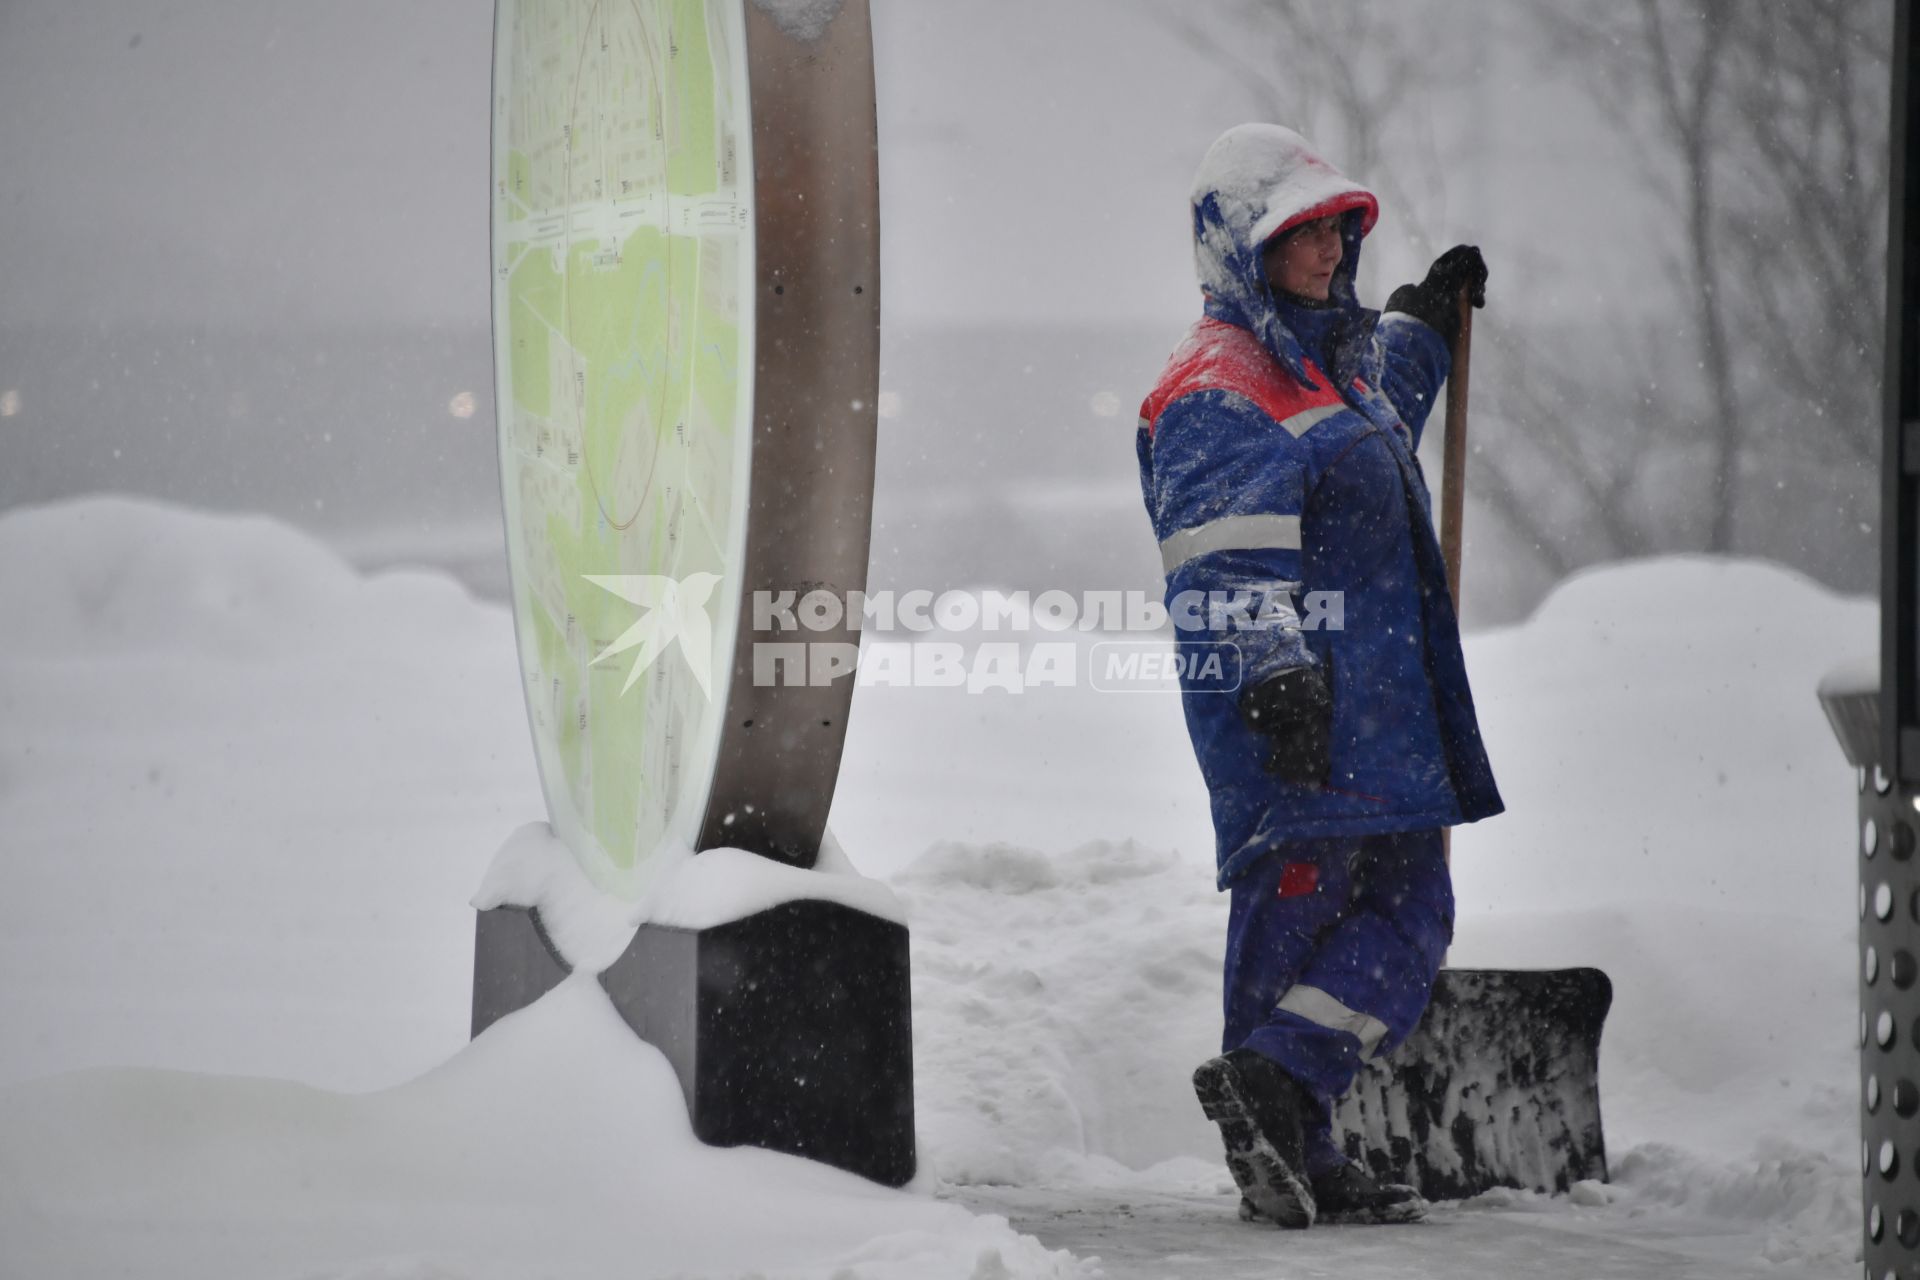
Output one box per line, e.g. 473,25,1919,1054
491,0,754,897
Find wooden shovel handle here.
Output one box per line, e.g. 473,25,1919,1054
1438,288,1474,866
1439,289,1472,611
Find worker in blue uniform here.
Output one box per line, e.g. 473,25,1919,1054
1136,123,1505,1228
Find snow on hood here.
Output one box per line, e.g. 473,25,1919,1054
1189,123,1382,388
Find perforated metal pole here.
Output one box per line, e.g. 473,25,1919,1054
1856,3,1920,1268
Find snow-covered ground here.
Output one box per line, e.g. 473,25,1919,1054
0,495,1870,1277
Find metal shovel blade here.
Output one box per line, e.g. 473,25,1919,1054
1333,967,1613,1202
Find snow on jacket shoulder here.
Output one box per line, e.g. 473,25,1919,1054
1137,124,1503,887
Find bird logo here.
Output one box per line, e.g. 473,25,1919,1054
581,572,723,699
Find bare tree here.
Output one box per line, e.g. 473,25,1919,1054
1536,0,1889,556
1717,2,1888,471
1156,0,1891,599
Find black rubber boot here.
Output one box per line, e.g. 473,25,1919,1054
1191,1048,1317,1229
1313,1162,1429,1223
1239,1162,1429,1226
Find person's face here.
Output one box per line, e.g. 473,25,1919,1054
1264,213,1344,300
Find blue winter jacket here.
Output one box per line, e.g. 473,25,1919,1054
1136,124,1504,888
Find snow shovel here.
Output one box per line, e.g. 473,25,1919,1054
1332,288,1614,1201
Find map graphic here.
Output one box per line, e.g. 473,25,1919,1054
491,0,754,896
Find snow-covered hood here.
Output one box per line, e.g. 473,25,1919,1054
1190,123,1381,387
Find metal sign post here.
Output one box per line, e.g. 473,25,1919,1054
474,0,910,1186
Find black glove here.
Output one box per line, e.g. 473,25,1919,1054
1238,666,1332,787
1385,244,1488,343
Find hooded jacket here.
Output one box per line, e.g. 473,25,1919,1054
1137,124,1503,887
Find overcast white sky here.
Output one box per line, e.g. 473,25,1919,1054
0,0,1645,333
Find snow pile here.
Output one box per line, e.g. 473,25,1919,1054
0,497,1095,1279
472,820,903,972
1455,554,1870,921
470,821,639,973
898,838,1228,1188
1606,1142,1858,1269
640,826,903,933
0,495,543,1093
0,497,1875,1275
0,492,476,658
0,977,1086,1280
0,495,1088,1279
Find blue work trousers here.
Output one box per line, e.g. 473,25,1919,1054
1222,828,1453,1175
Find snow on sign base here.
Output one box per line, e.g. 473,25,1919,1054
490,0,755,898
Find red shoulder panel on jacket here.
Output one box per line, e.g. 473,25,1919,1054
1138,317,1345,439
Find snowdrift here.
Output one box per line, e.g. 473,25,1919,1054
0,495,1875,1275
0,977,1082,1280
